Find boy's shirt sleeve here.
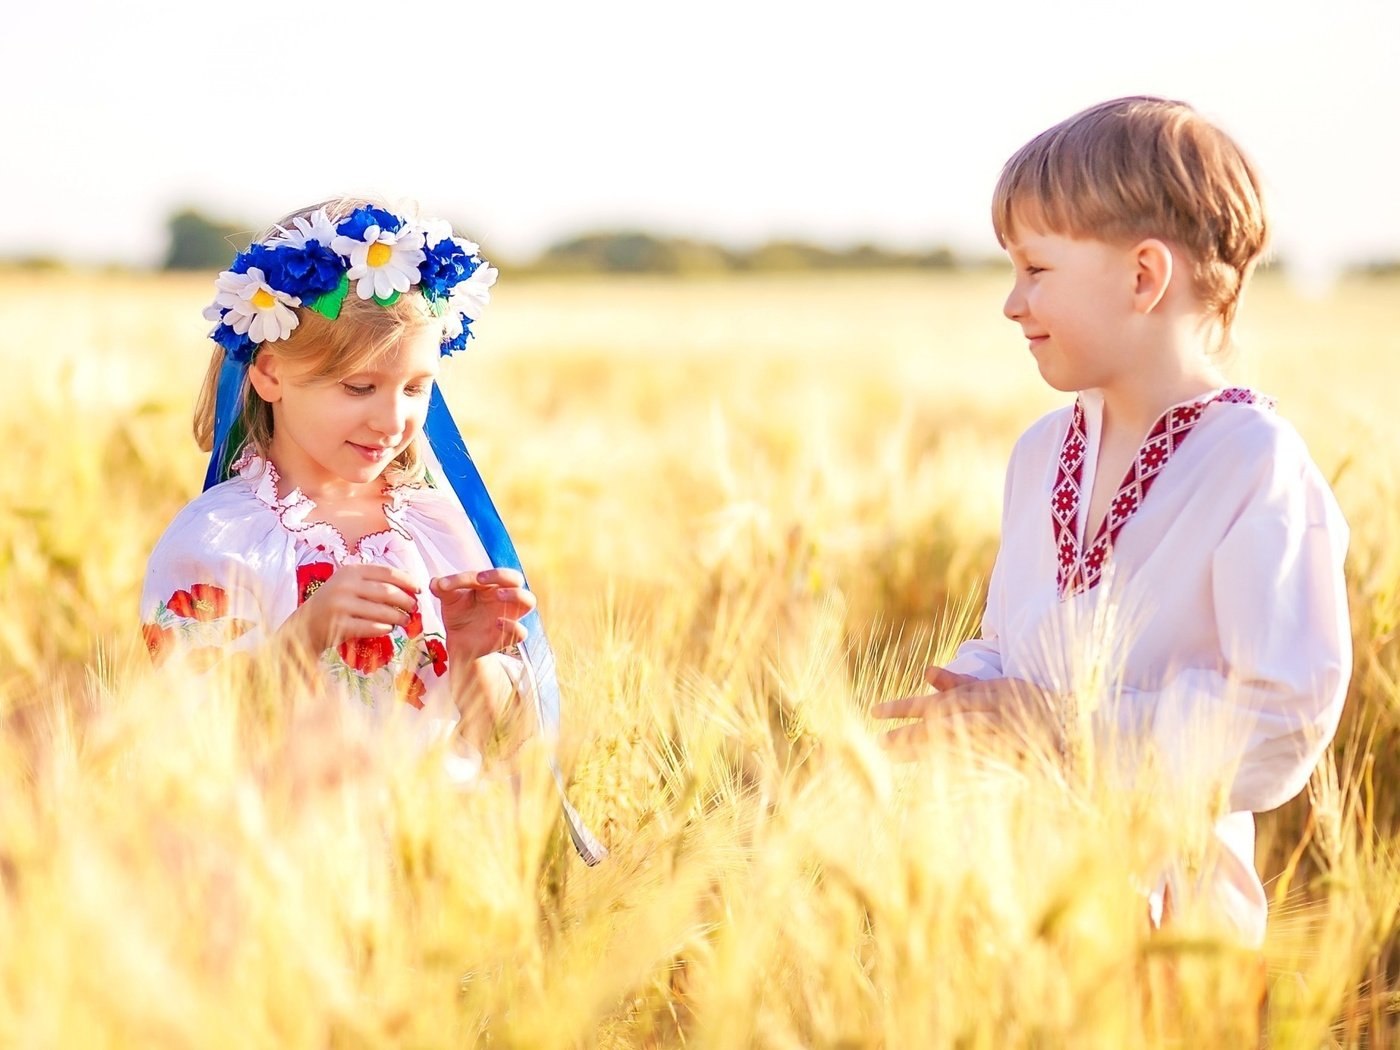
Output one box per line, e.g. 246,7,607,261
1095,441,1351,815
942,424,1033,681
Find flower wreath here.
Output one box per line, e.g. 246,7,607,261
201,204,497,363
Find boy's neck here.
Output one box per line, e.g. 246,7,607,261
1094,321,1227,437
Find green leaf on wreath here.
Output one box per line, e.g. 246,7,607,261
307,273,350,320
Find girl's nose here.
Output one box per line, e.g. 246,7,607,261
371,394,409,436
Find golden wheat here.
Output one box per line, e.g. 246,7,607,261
0,270,1396,1046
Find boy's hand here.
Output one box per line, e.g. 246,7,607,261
284,564,419,654
430,568,536,661
872,665,1062,758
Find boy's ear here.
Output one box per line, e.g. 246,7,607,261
245,351,283,404
1130,239,1174,315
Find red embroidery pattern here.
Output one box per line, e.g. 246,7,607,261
1052,387,1275,599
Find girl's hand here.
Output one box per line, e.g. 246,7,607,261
872,665,1063,759
430,568,536,661
282,564,419,654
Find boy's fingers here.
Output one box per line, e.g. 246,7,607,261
874,691,1004,721
882,713,1004,756
880,723,933,757
925,666,974,691
871,695,936,721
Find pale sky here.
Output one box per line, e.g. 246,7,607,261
3,0,1396,281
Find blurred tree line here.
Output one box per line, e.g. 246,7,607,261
4,206,1395,276
157,207,992,275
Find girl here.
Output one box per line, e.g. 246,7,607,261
875,98,1350,946
142,197,603,863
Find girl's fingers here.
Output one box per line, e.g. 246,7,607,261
497,618,530,645
476,568,525,588
338,616,400,638
348,564,421,596
354,582,419,615
432,568,526,593
492,588,536,612
347,598,410,629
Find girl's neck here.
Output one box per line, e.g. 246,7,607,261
263,442,384,506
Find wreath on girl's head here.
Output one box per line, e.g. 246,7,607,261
202,205,496,363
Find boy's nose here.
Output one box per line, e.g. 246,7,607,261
1003,286,1026,321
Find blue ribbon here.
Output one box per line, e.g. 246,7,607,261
203,364,605,864
423,384,606,865
204,355,250,490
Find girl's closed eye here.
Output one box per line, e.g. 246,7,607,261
341,382,374,396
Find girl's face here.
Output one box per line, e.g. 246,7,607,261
250,324,441,497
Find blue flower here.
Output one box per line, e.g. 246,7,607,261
270,240,343,300
212,322,256,363
231,243,280,281
440,318,474,356
229,249,257,275
336,206,404,242
419,239,479,300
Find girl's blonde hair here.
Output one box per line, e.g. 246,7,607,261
193,197,439,483
991,96,1268,338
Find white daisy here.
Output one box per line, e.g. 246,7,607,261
416,218,480,259
417,217,454,249
332,224,426,300
448,262,498,321
442,308,466,344
211,267,301,343
271,208,339,250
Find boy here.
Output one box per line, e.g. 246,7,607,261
876,97,1350,946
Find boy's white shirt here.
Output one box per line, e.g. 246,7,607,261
945,388,1351,947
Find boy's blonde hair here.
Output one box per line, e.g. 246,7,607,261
991,96,1268,336
193,197,438,483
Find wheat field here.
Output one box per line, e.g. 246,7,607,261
1,269,1397,1047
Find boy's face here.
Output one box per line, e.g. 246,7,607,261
1001,217,1139,394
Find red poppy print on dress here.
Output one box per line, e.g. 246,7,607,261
167,583,229,621
296,561,335,606
142,623,174,665
338,634,395,675
395,669,427,709
424,638,449,677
